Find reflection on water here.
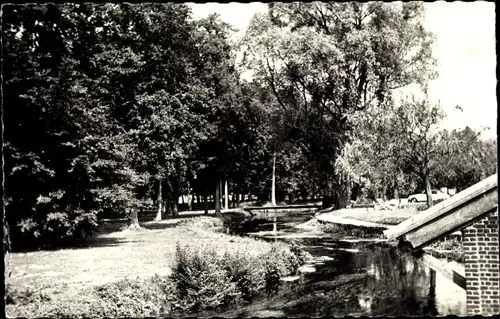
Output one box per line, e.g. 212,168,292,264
210,218,466,317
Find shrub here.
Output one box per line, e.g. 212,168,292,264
91,275,174,317
177,216,224,232
416,198,446,211
171,243,241,312
6,275,175,318
171,239,305,313
319,222,384,238
222,250,264,300
15,209,99,250
5,284,51,306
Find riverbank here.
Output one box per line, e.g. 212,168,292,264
199,216,467,317
5,216,306,317
317,206,421,226
296,218,387,239
313,207,464,263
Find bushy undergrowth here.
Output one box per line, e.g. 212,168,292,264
416,198,446,211
171,240,306,313
430,237,462,250
426,237,464,262
13,209,100,251
177,216,225,232
6,276,175,317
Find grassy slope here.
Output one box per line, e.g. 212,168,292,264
6,219,272,299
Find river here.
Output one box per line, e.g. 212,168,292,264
202,213,467,317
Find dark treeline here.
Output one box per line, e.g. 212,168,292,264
2,3,496,250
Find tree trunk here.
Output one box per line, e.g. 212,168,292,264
271,151,277,206
197,194,201,206
221,181,224,207
346,174,352,203
215,181,221,216
162,199,167,219
187,180,192,211
166,199,172,217
130,207,139,226
181,194,184,204
224,179,229,210
172,199,179,216
236,187,240,208
394,177,400,200
322,179,335,209
155,179,162,221
3,102,11,259
204,188,209,215
334,174,349,209
425,172,433,208
230,182,235,208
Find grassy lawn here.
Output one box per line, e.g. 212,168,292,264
323,205,420,225
5,215,294,317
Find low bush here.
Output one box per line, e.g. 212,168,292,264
5,283,52,306
171,239,305,313
425,236,463,262
177,216,224,232
6,275,175,318
319,222,385,238
416,198,446,211
14,209,100,251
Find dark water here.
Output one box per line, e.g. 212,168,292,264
212,215,466,317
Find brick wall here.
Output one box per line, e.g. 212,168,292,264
463,209,500,315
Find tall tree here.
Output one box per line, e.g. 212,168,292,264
242,2,436,209
3,4,143,248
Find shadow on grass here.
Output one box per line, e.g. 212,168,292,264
140,221,184,230
11,213,224,253
82,236,131,248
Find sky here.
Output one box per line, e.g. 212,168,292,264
190,2,497,139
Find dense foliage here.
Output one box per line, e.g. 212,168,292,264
3,2,496,250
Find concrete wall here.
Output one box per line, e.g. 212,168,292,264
463,209,499,315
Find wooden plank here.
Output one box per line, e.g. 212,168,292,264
404,188,498,249
418,253,466,290
384,173,497,240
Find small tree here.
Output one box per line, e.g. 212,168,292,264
433,127,498,192
392,93,445,207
